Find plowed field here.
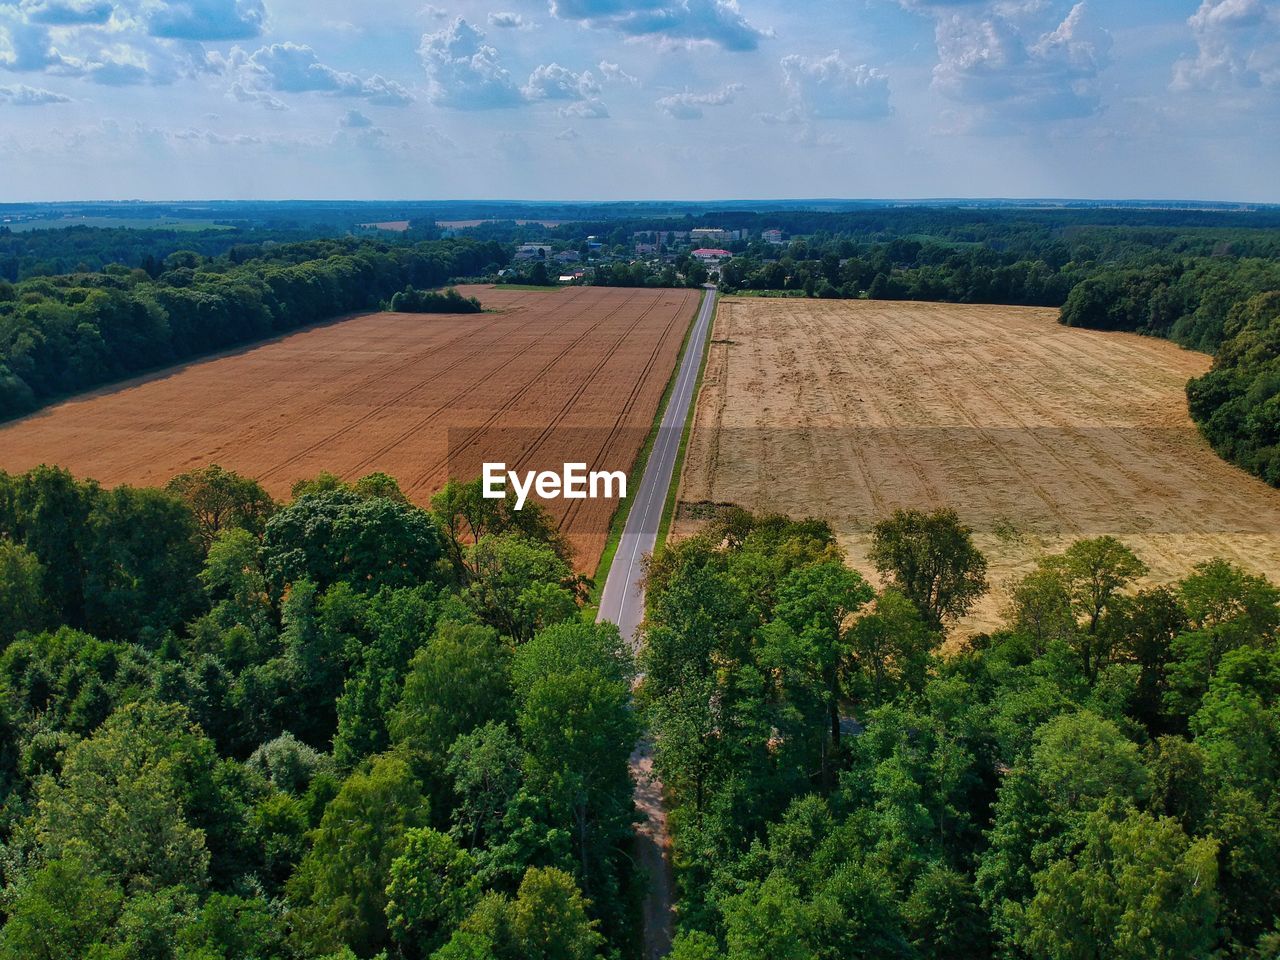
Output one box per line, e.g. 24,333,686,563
673,297,1280,634
0,285,701,572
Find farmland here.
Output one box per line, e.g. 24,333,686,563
0,284,699,573
674,296,1280,633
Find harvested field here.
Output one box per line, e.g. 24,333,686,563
674,297,1280,634
0,285,701,573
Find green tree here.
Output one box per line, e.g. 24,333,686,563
386,828,481,958
773,561,873,763
431,478,566,579
0,465,96,627
465,534,580,643
166,464,276,549
848,589,939,705
0,857,122,960
390,622,512,768
0,539,47,641
262,489,442,594
176,893,288,960
514,621,636,916
1018,537,1148,683
83,484,204,641
33,701,220,892
287,753,429,956
1020,806,1218,960
199,527,275,653
507,867,603,960
868,508,988,628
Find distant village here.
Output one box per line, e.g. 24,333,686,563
501,225,787,283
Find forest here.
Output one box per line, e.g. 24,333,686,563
0,465,638,959
0,469,1276,958
642,509,1280,959
0,236,508,421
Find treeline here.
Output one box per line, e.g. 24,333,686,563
716,241,1078,306
0,464,638,958
1057,258,1280,484
1059,256,1280,352
0,236,509,420
388,286,483,313
643,507,1280,959
0,224,352,282
545,207,1280,253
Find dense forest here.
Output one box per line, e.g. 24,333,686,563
0,225,393,283
0,465,638,959
1,469,1276,958
0,237,508,421
642,508,1280,959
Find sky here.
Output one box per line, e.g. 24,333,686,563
0,0,1277,201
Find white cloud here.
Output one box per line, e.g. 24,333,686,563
598,59,639,85
523,62,599,99
22,1,113,26
547,0,765,51
1172,0,1280,92
488,11,532,29
242,42,414,105
419,17,523,109
778,51,890,120
559,96,608,117
656,81,743,118
230,79,286,110
0,82,72,104
0,2,242,85
338,107,373,127
927,1,1112,124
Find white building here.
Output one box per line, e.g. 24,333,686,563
692,247,732,264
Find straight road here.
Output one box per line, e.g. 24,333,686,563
598,285,716,647
597,285,715,960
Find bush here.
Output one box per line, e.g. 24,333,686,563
388,286,483,314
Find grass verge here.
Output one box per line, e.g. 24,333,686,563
588,288,708,608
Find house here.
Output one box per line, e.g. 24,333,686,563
555,250,581,264
635,242,659,255
515,243,552,261
690,227,729,244
692,248,732,264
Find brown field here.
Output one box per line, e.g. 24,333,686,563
0,285,700,573
673,297,1280,634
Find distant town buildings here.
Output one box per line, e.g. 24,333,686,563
762,229,784,245
690,227,742,244
515,243,552,260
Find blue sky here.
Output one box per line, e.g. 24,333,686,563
0,0,1277,201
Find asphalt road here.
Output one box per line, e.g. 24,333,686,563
596,285,715,960
597,284,716,647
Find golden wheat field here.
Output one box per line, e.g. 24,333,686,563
673,296,1280,633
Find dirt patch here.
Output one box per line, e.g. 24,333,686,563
0,286,700,574
673,297,1280,634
